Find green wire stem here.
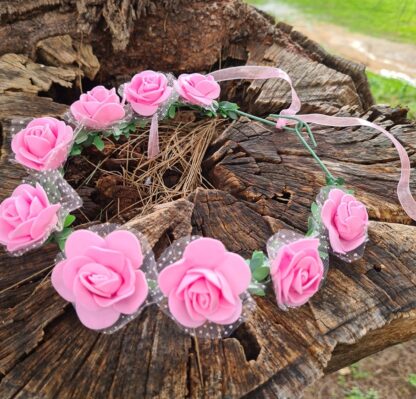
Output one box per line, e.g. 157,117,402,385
234,109,336,183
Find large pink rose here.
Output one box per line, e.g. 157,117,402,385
321,188,368,254
11,117,73,171
0,183,61,252
174,73,220,107
70,86,126,129
158,237,251,328
51,229,149,330
271,238,324,308
124,70,172,116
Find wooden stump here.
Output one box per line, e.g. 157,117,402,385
0,1,415,398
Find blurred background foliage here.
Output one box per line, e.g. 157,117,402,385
247,0,416,119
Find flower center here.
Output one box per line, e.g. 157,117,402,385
80,266,123,298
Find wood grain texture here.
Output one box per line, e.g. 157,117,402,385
0,1,415,398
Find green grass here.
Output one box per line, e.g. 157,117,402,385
345,387,379,399
248,0,416,43
367,71,416,119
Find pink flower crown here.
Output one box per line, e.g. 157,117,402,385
2,65,415,337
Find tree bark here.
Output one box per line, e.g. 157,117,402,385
0,1,415,398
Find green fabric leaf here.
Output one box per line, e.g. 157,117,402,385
55,228,73,251
63,214,76,228
69,145,82,156
168,104,177,119
250,288,266,296
92,135,105,151
252,266,270,282
75,130,89,144
250,251,265,270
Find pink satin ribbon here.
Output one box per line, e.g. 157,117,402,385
290,114,416,221
148,114,160,159
209,65,415,221
209,66,301,128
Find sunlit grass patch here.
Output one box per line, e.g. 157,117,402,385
247,0,416,43
367,71,416,119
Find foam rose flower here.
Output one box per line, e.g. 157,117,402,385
125,70,172,116
52,229,149,330
321,188,368,254
174,73,220,107
70,86,125,129
158,237,251,328
271,238,324,308
11,117,73,171
0,183,61,253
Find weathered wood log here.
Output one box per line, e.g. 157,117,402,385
0,1,415,398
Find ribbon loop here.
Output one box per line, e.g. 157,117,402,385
209,66,301,127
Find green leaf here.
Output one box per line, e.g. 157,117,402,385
219,101,239,111
306,216,315,237
84,134,95,147
168,104,177,119
326,176,345,186
137,120,148,129
75,130,89,144
64,214,76,228
69,145,82,156
227,111,238,120
311,202,319,219
408,373,416,387
55,228,74,251
249,287,266,296
250,251,265,271
252,266,270,282
93,135,105,151
319,250,328,260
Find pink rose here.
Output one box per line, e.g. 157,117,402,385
11,117,74,171
0,183,61,252
321,188,368,254
125,70,173,116
51,229,149,330
70,86,126,129
271,238,324,308
158,237,251,328
174,73,220,106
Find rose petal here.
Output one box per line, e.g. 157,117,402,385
215,252,251,295
84,246,125,272
168,293,206,328
8,218,33,240
105,230,143,269
65,230,105,258
62,256,91,292
75,304,120,330
30,204,60,240
51,259,76,302
24,135,53,158
183,237,226,269
28,196,43,219
158,259,189,296
0,219,13,244
73,278,100,311
130,102,159,116
91,103,125,128
15,195,30,220
113,270,149,314
207,298,242,325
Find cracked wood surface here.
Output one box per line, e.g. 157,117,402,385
0,1,415,398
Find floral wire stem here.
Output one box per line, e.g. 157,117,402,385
233,109,337,184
